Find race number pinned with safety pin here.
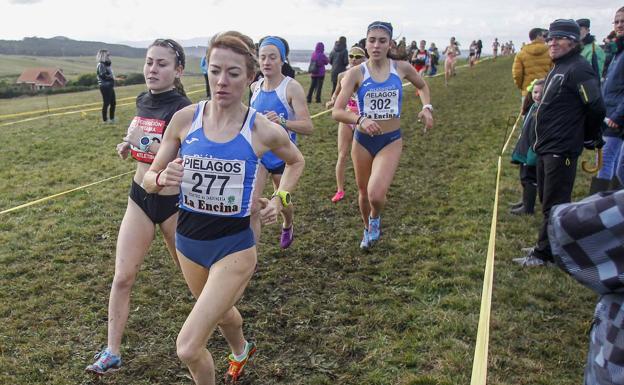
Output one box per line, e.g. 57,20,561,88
180,155,245,216
129,116,166,162
363,88,399,120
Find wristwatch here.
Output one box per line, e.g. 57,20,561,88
422,104,433,112
279,116,287,129
271,190,292,207
138,136,151,152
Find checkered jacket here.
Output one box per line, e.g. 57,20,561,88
548,190,624,385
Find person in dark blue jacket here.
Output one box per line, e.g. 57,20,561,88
591,7,624,193
329,36,349,94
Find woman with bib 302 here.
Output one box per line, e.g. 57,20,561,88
332,21,434,249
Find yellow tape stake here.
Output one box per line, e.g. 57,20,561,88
0,171,134,215
470,112,522,385
501,114,523,155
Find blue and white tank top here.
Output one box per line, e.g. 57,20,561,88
178,100,259,218
357,60,403,120
250,76,296,170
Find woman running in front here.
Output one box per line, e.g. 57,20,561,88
332,21,434,249
250,36,313,247
326,45,367,203
143,31,305,385
86,39,191,375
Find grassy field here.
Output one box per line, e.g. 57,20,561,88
0,54,203,82
0,57,599,385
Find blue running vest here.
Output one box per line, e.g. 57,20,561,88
250,76,296,170
357,60,403,120
178,101,259,218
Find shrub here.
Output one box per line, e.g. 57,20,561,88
113,73,143,87
74,73,98,87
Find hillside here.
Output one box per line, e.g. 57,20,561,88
0,36,146,58
0,54,202,81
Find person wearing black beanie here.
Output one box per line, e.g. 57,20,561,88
329,36,349,94
514,18,606,267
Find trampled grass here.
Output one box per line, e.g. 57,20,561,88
0,57,598,385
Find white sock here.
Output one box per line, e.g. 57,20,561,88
233,341,249,361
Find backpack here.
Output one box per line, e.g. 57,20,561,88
308,58,318,74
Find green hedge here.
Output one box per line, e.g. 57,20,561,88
0,72,145,99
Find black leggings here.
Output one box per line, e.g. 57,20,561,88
307,76,324,103
100,85,116,122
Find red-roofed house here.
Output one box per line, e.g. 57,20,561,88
16,68,67,91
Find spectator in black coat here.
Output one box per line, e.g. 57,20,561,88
96,49,116,123
329,36,349,94
514,19,606,267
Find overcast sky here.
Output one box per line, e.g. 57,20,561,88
2,0,619,51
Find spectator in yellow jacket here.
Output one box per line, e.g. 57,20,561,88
512,28,553,100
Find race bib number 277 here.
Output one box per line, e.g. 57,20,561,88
181,155,246,215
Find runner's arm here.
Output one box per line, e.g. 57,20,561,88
254,116,305,213
400,61,430,102
143,106,194,193
326,72,346,108
399,61,434,130
332,67,360,125
284,80,314,135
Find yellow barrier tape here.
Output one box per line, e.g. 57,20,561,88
470,112,522,385
0,96,136,119
0,171,134,215
0,84,205,120
0,102,135,127
0,88,206,128
0,59,493,216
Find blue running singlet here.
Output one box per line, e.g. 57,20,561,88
357,60,403,120
178,100,259,218
250,76,296,172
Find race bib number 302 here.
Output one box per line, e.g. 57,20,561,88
181,155,245,216
363,89,399,120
